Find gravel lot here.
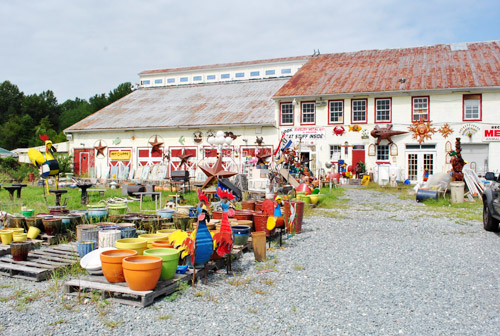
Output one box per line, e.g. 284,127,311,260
1,188,500,336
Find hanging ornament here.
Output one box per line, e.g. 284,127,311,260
94,140,107,158
348,125,362,132
408,120,437,144
438,123,454,138
333,126,345,136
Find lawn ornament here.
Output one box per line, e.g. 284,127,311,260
255,136,264,145
450,138,465,181
288,202,297,236
255,148,271,166
199,154,238,188
28,134,60,193
408,120,436,144
178,135,185,145
265,197,285,246
348,125,362,132
333,126,345,136
213,187,235,257
94,140,107,157
371,124,408,145
193,131,202,143
439,123,454,138
197,188,211,213
182,212,213,285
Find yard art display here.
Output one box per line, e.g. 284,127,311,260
450,137,465,181
408,120,436,144
198,154,238,188
371,124,408,145
348,125,362,132
333,126,345,136
148,135,164,154
28,134,60,193
213,187,235,258
94,140,107,158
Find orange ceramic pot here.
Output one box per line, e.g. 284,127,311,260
151,240,174,249
122,255,163,291
100,249,137,283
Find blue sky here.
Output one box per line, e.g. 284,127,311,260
1,0,499,102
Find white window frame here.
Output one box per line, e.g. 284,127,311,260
412,97,429,121
377,145,389,161
375,98,391,122
280,103,294,125
329,100,344,124
301,102,315,124
352,99,367,123
463,95,481,121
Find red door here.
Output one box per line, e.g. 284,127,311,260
80,152,89,175
352,145,365,167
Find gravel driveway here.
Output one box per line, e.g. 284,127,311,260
1,188,500,335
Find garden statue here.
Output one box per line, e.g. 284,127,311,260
450,137,465,181
183,211,213,285
213,187,235,257
28,134,60,193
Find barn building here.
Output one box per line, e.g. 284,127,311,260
64,40,500,184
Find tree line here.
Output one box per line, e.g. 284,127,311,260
0,81,132,150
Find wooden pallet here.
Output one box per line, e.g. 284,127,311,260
0,243,78,281
39,233,72,246
64,272,192,307
0,239,43,257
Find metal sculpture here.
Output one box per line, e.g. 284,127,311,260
348,125,362,132
148,135,164,154
213,187,235,258
408,120,436,144
450,137,465,181
94,140,107,157
438,123,454,138
333,126,345,136
28,134,60,193
371,124,408,145
198,154,237,188
183,212,213,285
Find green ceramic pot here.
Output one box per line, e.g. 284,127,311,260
144,248,180,280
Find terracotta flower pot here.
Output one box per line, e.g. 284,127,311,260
241,201,255,211
100,249,137,283
122,255,163,291
11,241,31,261
151,240,174,249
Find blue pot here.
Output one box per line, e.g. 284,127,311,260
156,209,175,219
232,225,250,246
120,227,137,238
77,240,96,257
87,208,108,222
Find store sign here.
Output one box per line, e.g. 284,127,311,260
282,127,326,141
109,150,131,160
484,125,500,141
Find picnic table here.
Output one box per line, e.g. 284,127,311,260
132,192,162,211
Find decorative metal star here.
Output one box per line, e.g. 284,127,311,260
94,141,107,157
256,150,271,165
176,149,193,170
199,155,237,188
149,135,163,154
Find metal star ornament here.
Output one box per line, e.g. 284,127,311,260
149,135,164,154
408,120,437,144
177,149,193,169
199,155,237,188
94,140,107,157
438,123,454,138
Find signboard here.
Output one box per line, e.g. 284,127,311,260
484,125,500,141
282,127,326,141
109,150,131,160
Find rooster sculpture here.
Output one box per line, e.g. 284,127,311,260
28,134,60,193
213,187,235,257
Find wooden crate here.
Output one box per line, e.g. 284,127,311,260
64,272,192,308
0,243,78,281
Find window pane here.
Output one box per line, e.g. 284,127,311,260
464,99,480,119
302,103,315,123
180,77,188,82
207,75,216,80
154,79,162,84
413,97,428,121
329,101,343,123
250,71,260,76
235,72,245,78
193,76,202,81
265,70,275,75
377,145,389,161
376,99,391,122
281,104,293,124
167,78,175,83
221,74,230,79
352,100,366,122
281,68,292,74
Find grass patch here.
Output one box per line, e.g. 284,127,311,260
255,256,279,272
423,198,482,222
165,281,189,302
315,187,348,209
362,182,413,193
49,319,66,326
252,287,269,295
293,264,305,271
260,278,275,286
227,276,254,287
158,315,172,320
0,284,13,289
248,308,258,314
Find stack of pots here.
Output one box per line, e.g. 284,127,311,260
77,225,98,257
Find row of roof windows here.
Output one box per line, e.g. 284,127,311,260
140,68,294,86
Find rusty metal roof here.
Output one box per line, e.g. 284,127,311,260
66,79,288,132
140,56,310,75
274,41,500,97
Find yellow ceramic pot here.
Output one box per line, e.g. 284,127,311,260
27,226,41,239
115,238,148,255
0,232,13,245
7,228,24,234
156,229,176,236
309,194,319,205
138,233,169,249
13,233,28,242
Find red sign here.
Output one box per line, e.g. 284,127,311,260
484,126,500,141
